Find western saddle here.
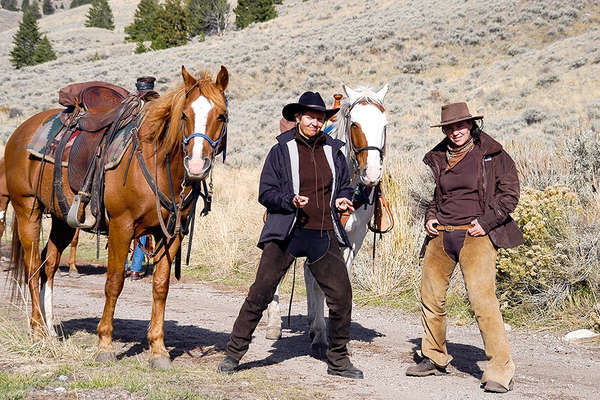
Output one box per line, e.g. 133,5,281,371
47,78,158,231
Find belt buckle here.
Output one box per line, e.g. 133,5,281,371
445,226,455,232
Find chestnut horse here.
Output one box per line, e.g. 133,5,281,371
6,66,229,368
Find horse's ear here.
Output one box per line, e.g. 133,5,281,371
375,84,389,103
343,84,359,101
181,65,197,92
216,65,229,91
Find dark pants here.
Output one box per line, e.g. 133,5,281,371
226,231,353,370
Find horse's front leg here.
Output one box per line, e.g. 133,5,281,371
265,284,282,340
304,261,327,359
147,233,182,369
96,220,131,363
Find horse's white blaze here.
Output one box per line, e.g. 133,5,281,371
40,280,57,336
189,95,213,175
350,103,387,185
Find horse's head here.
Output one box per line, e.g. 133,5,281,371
340,84,389,186
181,65,229,181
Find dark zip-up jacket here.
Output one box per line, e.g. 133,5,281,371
257,128,353,248
421,131,524,256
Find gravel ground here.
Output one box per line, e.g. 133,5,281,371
2,264,599,400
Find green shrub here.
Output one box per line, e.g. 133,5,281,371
496,186,582,308
1,0,19,11
70,0,92,8
42,0,55,15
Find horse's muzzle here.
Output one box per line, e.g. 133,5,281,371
184,156,212,181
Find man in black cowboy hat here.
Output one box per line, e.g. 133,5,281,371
218,91,363,379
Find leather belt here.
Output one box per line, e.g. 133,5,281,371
435,224,473,232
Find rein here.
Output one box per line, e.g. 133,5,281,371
125,108,215,273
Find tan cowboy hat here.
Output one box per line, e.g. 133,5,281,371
431,102,483,127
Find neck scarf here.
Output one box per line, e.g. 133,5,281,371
445,137,474,170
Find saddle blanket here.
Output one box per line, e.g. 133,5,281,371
25,112,136,170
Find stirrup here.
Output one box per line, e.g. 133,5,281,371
67,194,96,229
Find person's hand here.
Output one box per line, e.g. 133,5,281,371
292,194,309,208
468,219,486,236
335,197,354,212
425,218,440,237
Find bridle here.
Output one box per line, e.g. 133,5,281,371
182,82,229,166
342,97,386,173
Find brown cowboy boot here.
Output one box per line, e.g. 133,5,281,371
405,358,447,377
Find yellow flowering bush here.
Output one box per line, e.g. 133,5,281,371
496,186,581,307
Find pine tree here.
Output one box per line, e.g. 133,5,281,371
124,0,160,42
42,0,55,15
186,0,230,37
234,0,277,30
9,8,41,68
28,0,42,19
70,0,92,8
85,0,115,30
33,35,57,63
151,0,189,50
1,0,18,11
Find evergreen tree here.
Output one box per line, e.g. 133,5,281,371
28,0,42,19
70,0,91,8
33,35,57,63
85,0,115,30
9,8,41,68
151,0,189,50
1,0,18,11
42,0,55,15
21,0,29,11
234,0,276,30
186,0,230,36
124,0,160,43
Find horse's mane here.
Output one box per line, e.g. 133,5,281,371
332,86,385,143
141,71,226,156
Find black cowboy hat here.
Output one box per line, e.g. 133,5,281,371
282,91,340,122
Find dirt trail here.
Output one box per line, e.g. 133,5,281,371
2,265,599,400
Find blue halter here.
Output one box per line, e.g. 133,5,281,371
182,99,229,163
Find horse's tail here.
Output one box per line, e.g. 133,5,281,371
8,217,26,300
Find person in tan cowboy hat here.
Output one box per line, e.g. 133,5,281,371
406,102,524,393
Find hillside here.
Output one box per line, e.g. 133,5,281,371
0,0,598,165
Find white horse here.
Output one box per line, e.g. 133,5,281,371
265,84,389,358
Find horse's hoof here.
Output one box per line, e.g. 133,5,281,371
95,351,117,363
149,356,172,369
69,270,81,279
266,326,281,340
311,342,327,360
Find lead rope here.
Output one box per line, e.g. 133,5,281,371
287,258,297,328
371,182,380,273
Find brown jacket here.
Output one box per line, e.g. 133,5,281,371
421,132,524,256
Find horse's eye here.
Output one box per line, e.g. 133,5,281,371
217,114,226,122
